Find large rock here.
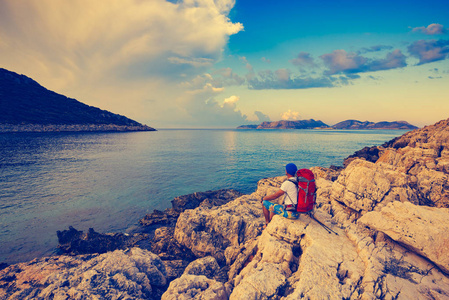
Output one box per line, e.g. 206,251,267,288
330,159,416,213
174,193,265,265
139,189,243,227
359,201,449,274
0,248,167,300
161,274,229,300
230,214,364,300
56,226,149,255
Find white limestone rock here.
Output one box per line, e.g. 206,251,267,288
161,274,228,300
358,201,449,274
0,248,166,300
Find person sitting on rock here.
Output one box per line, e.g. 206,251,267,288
261,163,300,227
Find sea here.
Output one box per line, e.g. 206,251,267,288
0,129,407,264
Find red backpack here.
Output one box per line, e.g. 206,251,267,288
295,169,316,213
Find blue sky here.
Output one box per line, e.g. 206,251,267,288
1,0,448,128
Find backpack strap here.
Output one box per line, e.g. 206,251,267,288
284,178,298,206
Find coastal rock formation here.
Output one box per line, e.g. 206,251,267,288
0,248,167,300
383,118,449,149
359,201,449,274
56,226,148,255
139,189,243,227
174,194,264,265
2,118,449,299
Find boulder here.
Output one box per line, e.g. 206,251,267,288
0,248,166,300
330,159,415,213
161,274,229,300
139,189,243,228
183,256,221,280
56,226,148,255
174,194,264,265
358,201,449,274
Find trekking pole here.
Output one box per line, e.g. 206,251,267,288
308,213,338,235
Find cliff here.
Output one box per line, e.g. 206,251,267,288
332,120,418,130
0,68,156,132
1,118,449,299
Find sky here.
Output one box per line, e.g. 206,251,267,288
0,0,448,128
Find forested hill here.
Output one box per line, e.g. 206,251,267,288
0,68,155,132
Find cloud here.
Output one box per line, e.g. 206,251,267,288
261,57,271,63
174,83,248,127
180,68,245,90
320,49,407,75
167,57,215,67
254,111,270,122
320,50,369,75
367,49,407,71
247,68,335,89
358,45,394,54
222,95,239,107
281,109,300,120
407,39,449,65
412,23,447,35
290,52,317,68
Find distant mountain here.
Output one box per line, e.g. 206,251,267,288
237,119,328,129
236,124,259,129
332,120,418,130
237,119,418,130
0,68,155,132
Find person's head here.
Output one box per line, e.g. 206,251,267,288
285,163,297,177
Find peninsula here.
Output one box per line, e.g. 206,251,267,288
0,68,156,133
238,119,418,130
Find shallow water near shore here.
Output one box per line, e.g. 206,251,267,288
0,129,407,264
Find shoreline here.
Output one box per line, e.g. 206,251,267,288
0,123,156,133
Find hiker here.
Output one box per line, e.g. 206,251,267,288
260,163,300,227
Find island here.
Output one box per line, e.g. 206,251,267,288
331,119,418,130
0,68,156,133
238,119,418,130
237,119,328,129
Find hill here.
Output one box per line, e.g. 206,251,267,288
238,119,418,130
332,119,417,130
0,68,155,132
237,119,328,129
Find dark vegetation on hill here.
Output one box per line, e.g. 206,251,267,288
0,68,155,130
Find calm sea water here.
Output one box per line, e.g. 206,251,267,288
0,129,407,264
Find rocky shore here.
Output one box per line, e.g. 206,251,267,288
1,118,449,299
0,123,156,133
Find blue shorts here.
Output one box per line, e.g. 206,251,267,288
263,200,299,219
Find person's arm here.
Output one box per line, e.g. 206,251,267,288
261,189,285,202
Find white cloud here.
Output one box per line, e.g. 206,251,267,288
281,109,300,120
222,95,240,107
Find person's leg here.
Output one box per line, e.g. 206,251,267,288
262,202,271,225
